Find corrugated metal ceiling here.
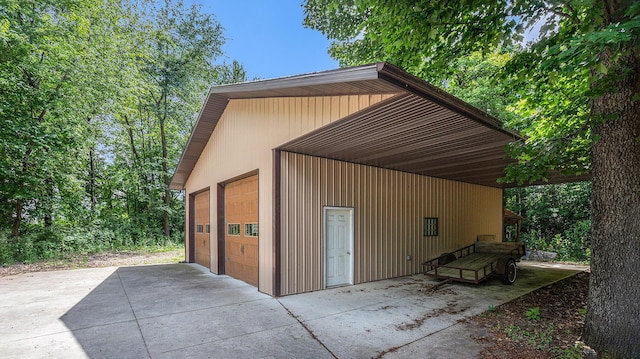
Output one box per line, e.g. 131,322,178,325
277,93,518,187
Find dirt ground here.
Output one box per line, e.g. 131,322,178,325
0,248,184,277
469,268,591,358
1,251,591,358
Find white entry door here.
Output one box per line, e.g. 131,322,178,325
325,207,354,287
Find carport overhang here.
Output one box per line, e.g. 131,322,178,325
275,91,520,188
170,62,586,190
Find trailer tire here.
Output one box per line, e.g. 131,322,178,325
501,259,517,285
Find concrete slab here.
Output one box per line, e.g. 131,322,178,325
277,262,583,358
0,267,118,305
382,321,492,359
139,298,297,355
61,320,149,359
158,324,335,359
0,261,585,358
1,329,89,359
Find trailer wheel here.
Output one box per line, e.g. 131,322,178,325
501,259,517,285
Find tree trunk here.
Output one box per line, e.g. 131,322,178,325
160,101,170,238
44,213,52,227
44,178,53,227
123,115,140,165
161,123,170,238
582,48,640,357
89,147,96,212
13,146,34,238
12,199,22,238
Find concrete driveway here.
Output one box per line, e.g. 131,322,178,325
0,262,584,359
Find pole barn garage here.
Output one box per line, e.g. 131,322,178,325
170,63,560,297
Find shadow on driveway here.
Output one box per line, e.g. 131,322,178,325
59,264,330,359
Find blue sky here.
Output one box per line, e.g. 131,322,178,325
193,1,542,81
197,1,339,80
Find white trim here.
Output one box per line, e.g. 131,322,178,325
323,206,355,288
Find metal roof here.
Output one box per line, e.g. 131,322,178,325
171,62,529,189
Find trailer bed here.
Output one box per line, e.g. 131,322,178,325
422,242,525,284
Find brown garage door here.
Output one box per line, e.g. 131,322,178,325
225,175,258,286
194,190,210,268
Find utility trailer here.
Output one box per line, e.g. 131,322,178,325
422,241,526,285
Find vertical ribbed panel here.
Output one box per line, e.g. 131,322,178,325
184,94,393,295
280,153,502,295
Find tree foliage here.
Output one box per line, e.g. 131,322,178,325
506,183,591,262
445,51,518,125
1,0,110,235
304,0,638,182
0,0,245,251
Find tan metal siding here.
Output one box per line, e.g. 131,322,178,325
280,153,502,295
184,94,394,295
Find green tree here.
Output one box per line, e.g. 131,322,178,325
0,0,118,236
146,0,221,238
125,0,238,238
1,0,245,256
304,0,640,355
90,0,246,241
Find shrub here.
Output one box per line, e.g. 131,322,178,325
526,307,541,321
521,220,591,263
0,220,183,265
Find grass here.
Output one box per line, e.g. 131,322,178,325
504,324,554,350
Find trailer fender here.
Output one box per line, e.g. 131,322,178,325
495,257,515,275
